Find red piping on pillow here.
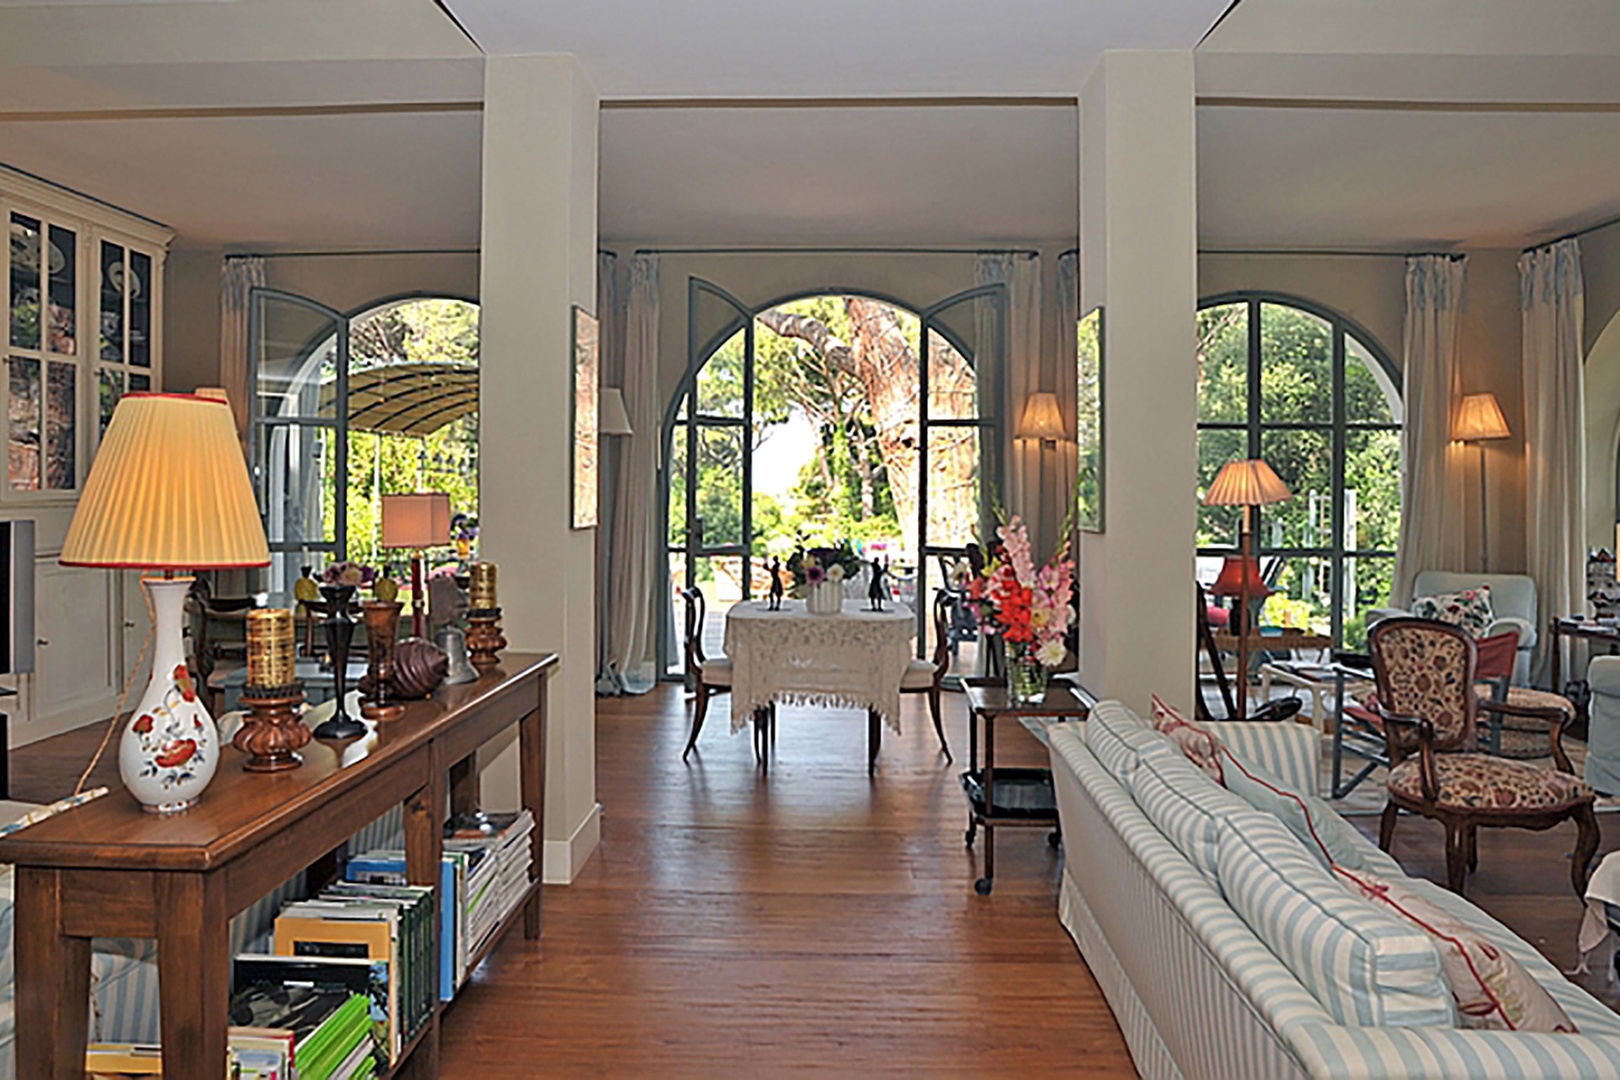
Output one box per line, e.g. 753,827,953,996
1151,694,1224,784
1216,745,1335,865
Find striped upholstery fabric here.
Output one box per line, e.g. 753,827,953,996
1128,741,1253,884
1218,810,1455,1029
1216,721,1321,795
1084,700,1166,784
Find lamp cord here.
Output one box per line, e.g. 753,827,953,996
75,584,158,797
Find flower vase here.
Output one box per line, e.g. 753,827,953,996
1007,642,1050,704
806,580,844,615
120,576,219,813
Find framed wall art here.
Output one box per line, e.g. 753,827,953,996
572,305,600,529
1076,305,1104,532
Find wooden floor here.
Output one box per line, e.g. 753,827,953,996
12,688,1620,1076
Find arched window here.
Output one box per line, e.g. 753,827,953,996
250,291,478,593
1196,294,1401,648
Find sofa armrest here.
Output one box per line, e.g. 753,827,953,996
1217,721,1321,795
1486,615,1535,650
1366,606,1408,627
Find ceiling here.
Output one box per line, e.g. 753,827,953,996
441,0,1230,98
599,104,1078,246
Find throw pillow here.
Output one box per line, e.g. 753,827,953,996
1219,748,1379,873
1336,866,1578,1032
1150,694,1223,784
1411,585,1495,638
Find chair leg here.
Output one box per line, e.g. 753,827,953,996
683,685,711,761
928,686,952,763
1572,802,1602,896
1378,802,1400,852
1465,825,1478,873
1444,822,1468,894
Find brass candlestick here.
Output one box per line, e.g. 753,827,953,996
246,608,296,689
466,607,506,669
360,599,406,721
469,561,498,610
234,683,309,772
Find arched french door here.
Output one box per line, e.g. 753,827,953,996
661,280,1006,680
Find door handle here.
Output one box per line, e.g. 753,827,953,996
36,638,47,647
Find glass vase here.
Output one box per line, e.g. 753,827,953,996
1007,641,1050,704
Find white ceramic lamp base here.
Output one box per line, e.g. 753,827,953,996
119,576,219,813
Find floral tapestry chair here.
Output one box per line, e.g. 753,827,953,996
1368,617,1600,896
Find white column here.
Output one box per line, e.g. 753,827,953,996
1075,52,1199,714
478,55,601,882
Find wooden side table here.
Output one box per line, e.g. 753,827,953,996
962,680,1090,896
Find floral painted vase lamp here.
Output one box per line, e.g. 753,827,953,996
59,391,270,813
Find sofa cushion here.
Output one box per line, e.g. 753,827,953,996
1083,701,1164,785
1219,747,1400,876
1337,867,1576,1032
1411,584,1495,637
1217,810,1456,1029
1129,741,1252,884
1150,694,1223,783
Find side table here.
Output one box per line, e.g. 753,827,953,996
962,680,1090,896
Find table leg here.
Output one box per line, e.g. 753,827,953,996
156,871,230,1080
976,715,996,895
867,708,881,776
1551,621,1562,694
1332,669,1345,796
448,752,478,823
13,867,92,1079
520,687,547,939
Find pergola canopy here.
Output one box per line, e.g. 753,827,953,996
323,362,478,436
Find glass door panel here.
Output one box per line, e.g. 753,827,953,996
99,241,124,363
680,279,753,601
46,225,75,355
250,288,348,595
9,213,41,350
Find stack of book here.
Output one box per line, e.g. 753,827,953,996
230,954,381,1079
271,880,437,1067
345,847,469,1001
86,1027,307,1079
443,809,535,976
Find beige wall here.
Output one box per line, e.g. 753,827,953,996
162,247,223,393
1581,219,1620,549
264,251,479,315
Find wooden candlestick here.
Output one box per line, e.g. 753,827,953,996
234,684,310,772
466,607,506,669
361,599,406,721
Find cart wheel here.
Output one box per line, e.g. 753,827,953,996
974,877,993,896
1047,830,1062,849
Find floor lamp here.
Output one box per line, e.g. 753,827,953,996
1453,392,1511,573
1203,459,1293,721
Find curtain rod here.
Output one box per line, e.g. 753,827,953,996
629,245,1040,257
1197,248,1414,259
229,247,619,261
1527,210,1620,253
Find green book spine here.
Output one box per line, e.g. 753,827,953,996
301,995,371,1080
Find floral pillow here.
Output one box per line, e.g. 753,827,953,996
1410,585,1495,638
1150,695,1223,784
1337,866,1577,1032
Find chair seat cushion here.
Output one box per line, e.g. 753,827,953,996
1474,684,1574,718
1388,753,1592,813
700,658,732,687
900,658,937,690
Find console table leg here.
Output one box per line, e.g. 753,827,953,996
13,867,91,1079
156,872,230,1080
520,692,546,940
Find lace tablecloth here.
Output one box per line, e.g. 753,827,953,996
724,599,916,734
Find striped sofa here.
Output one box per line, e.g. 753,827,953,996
0,803,405,1078
1050,702,1620,1079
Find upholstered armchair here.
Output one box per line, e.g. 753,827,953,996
1369,571,1538,685
1368,617,1599,896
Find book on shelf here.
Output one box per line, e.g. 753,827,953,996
230,955,378,1078
322,881,436,1031
85,1043,163,1075
228,1027,296,1080
345,848,467,1001
274,901,402,1064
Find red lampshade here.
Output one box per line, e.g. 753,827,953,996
1209,554,1272,599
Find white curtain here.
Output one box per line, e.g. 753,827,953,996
220,255,265,445
603,255,661,693
1521,238,1585,685
974,253,1045,548
1393,254,1469,606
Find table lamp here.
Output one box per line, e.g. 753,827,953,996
1202,458,1292,720
1016,391,1066,446
60,391,270,813
383,492,452,639
1452,391,1510,572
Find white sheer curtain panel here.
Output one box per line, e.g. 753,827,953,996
605,255,661,693
220,255,266,445
1393,254,1470,606
1520,238,1585,684
975,253,1044,548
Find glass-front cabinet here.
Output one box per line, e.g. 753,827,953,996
3,169,169,503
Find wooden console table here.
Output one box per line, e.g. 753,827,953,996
0,651,556,1080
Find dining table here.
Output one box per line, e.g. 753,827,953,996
723,597,916,770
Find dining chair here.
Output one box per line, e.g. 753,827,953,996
681,586,735,761
899,590,954,762
1472,628,1577,767
1369,617,1599,895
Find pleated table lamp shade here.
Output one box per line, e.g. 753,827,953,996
60,392,269,570
1203,459,1292,508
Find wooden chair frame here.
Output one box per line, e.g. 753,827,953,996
899,590,954,762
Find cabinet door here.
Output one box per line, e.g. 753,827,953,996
26,560,118,743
